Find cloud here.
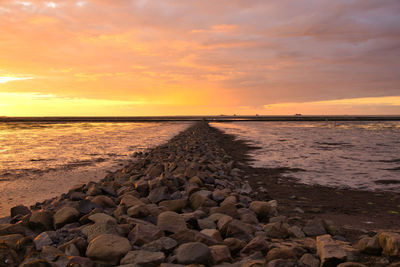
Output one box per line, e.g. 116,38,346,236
0,76,33,83
0,0,399,115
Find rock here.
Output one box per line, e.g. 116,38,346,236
266,247,297,262
316,234,359,267
159,199,187,212
263,221,289,239
0,234,23,249
67,256,94,267
91,195,116,208
210,203,239,218
303,218,327,237
379,232,400,257
88,212,117,224
240,236,270,256
299,253,320,267
175,242,211,265
33,231,53,250
148,186,170,203
249,201,271,220
78,199,101,214
266,259,296,267
170,229,198,244
190,190,215,210
0,242,20,266
20,259,53,267
65,243,80,256
288,225,305,238
10,205,31,218
189,176,203,186
355,235,381,254
142,237,178,253
197,218,217,229
323,219,342,236
29,210,54,231
157,211,187,234
148,164,164,177
120,250,165,267
200,229,223,242
120,194,143,208
86,234,131,264
127,204,149,217
222,219,254,242
210,245,232,264
86,183,102,196
128,223,164,245
337,263,368,267
238,208,259,225
41,245,64,261
0,223,26,236
53,206,80,229
224,238,247,254
82,220,118,242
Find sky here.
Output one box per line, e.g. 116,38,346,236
0,0,400,116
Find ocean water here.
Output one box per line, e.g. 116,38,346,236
211,121,400,192
0,122,190,216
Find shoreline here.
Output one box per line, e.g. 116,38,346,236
1,121,399,266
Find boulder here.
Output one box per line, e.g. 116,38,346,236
159,199,187,212
210,245,232,264
379,232,400,257
266,247,297,262
128,223,164,245
316,234,359,267
249,201,271,220
0,234,23,249
120,194,143,208
0,223,26,236
86,234,131,264
221,219,254,242
288,225,305,239
127,204,149,218
175,242,211,265
120,250,165,267
224,237,246,254
200,229,223,242
33,231,53,250
240,236,270,256
303,219,327,237
263,221,289,239
53,206,80,229
29,210,54,231
10,205,31,218
299,253,320,267
142,237,178,253
190,190,216,210
157,211,187,234
82,220,118,242
88,212,117,224
148,186,170,203
197,217,217,229
355,235,381,254
91,195,116,208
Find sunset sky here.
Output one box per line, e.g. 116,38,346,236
1,0,399,116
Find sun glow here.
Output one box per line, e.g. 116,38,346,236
0,77,33,84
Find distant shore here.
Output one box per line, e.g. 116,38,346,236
2,115,400,123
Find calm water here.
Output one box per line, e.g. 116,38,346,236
0,122,190,180
211,121,400,192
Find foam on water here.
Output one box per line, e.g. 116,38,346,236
211,121,400,192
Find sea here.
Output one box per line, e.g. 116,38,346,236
1,120,399,216
0,121,190,216
211,121,400,192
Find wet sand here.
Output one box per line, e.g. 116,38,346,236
212,125,400,242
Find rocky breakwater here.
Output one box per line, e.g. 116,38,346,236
1,121,400,267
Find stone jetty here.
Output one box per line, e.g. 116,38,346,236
0,122,399,266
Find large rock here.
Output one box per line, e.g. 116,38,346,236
379,232,400,257
0,223,26,236
148,186,170,203
91,195,116,208
159,199,187,212
355,235,381,254
127,204,149,218
10,205,31,218
224,237,246,254
53,206,80,229
303,218,327,237
240,236,270,256
29,210,54,231
263,221,289,239
34,231,53,250
120,194,143,208
316,235,359,267
0,234,23,249
88,212,117,224
142,237,178,253
86,234,131,264
175,242,211,265
82,220,119,242
299,253,320,267
128,223,164,245
221,219,254,242
266,247,297,262
157,211,187,234
249,201,271,220
200,229,223,242
120,250,165,267
210,245,232,264
190,190,216,210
